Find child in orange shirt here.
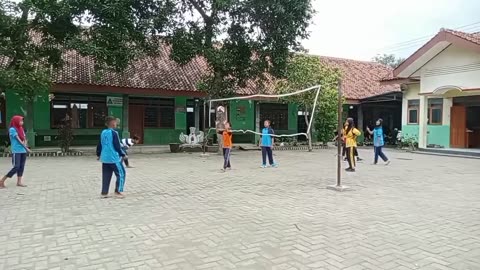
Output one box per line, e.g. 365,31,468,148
218,122,233,172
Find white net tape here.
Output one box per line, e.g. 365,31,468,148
207,85,322,138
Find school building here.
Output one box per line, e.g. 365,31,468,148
383,28,480,150
0,48,399,148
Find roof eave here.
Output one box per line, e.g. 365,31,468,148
393,30,480,78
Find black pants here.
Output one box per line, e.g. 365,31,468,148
102,163,126,194
346,147,357,169
261,146,274,165
222,148,232,169
122,149,129,167
6,153,27,178
343,145,359,157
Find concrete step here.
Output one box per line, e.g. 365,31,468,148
414,149,480,159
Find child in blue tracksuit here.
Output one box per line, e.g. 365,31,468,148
367,118,391,165
0,115,31,189
260,120,278,168
96,116,126,198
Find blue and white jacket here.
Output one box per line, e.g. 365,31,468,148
96,128,125,163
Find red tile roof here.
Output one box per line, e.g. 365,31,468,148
319,56,399,100
55,48,209,92
444,29,480,46
1,43,396,99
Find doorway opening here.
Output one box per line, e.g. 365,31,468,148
452,96,480,148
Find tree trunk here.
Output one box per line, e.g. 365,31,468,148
25,100,35,148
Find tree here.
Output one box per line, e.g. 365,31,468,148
276,54,341,151
1,0,314,148
168,0,314,98
372,54,405,68
166,0,314,151
0,0,174,146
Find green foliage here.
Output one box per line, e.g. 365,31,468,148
314,86,339,144
57,119,74,153
372,54,405,68
168,0,314,98
399,134,418,150
276,54,342,145
0,0,174,100
1,0,314,101
0,66,51,102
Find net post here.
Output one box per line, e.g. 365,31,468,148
327,80,350,192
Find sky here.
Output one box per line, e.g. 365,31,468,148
302,0,480,61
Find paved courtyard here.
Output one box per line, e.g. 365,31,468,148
0,149,479,270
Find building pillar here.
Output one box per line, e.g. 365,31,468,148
357,104,363,131
255,102,260,144
194,99,200,130
418,95,428,148
122,95,130,139
443,97,452,126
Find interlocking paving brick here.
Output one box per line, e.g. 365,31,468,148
0,149,479,269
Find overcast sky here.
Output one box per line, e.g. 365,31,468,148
302,0,480,61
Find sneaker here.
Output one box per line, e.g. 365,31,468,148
345,168,355,172
221,168,226,172
357,157,363,161
271,163,278,168
100,193,109,198
385,160,391,166
260,165,267,168
114,192,125,198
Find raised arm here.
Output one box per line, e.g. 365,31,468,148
366,126,373,135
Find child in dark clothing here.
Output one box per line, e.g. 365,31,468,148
96,116,126,198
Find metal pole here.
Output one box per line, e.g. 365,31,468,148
337,81,343,187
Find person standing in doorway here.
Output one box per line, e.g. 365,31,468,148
217,122,233,172
260,120,278,168
344,118,361,172
0,115,31,188
367,118,391,165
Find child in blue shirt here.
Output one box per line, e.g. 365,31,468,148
366,118,391,165
260,120,278,168
0,115,31,189
96,116,126,198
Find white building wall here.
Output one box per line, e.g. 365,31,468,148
401,84,420,126
420,45,480,93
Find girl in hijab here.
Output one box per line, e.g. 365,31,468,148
343,118,361,172
0,115,31,188
366,118,391,165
